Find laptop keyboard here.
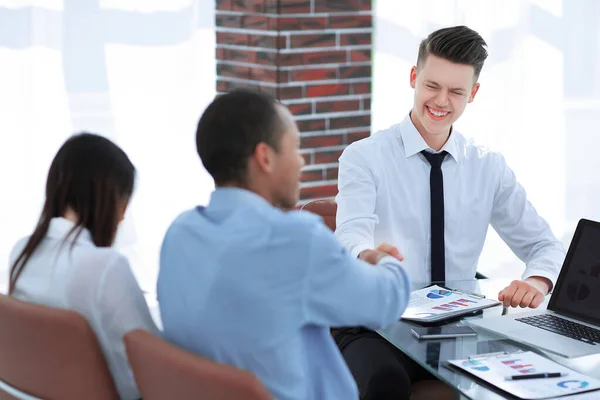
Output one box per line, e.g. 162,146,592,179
515,314,600,345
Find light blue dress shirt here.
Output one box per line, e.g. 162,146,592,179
158,188,411,400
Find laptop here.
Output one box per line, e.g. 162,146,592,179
469,218,600,358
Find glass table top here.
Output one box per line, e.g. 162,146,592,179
377,279,600,400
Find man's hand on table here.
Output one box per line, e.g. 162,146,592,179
498,276,552,308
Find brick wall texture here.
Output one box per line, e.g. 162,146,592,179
215,0,372,201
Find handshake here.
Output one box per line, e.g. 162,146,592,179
358,243,404,265
358,243,552,309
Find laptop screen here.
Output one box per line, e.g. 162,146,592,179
549,219,600,325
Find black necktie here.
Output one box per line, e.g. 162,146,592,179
421,150,448,282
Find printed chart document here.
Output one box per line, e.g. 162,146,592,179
401,285,501,323
447,351,600,399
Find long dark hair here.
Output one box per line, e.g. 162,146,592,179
9,133,136,295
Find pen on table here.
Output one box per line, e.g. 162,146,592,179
452,288,486,299
504,372,566,381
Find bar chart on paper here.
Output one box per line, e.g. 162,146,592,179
432,297,477,311
501,358,536,374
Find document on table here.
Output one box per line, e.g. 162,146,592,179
401,285,501,323
447,351,600,399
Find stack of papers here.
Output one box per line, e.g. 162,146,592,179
401,285,501,323
447,351,600,399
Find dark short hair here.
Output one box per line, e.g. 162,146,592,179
417,25,488,80
196,89,284,186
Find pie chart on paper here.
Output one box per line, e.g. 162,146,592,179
556,380,589,389
427,289,453,299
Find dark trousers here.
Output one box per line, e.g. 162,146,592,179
335,328,437,400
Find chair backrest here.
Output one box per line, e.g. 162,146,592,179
125,329,272,400
0,294,119,400
300,199,337,231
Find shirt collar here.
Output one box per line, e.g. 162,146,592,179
398,114,459,162
47,217,94,245
207,187,274,213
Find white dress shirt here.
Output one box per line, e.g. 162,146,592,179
9,217,159,400
335,114,566,286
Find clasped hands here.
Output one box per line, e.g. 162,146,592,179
359,243,551,309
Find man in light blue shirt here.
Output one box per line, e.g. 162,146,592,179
157,89,411,400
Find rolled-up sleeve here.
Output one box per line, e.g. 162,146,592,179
335,142,378,258
303,222,411,330
490,154,566,289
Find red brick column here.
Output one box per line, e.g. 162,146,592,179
216,0,372,202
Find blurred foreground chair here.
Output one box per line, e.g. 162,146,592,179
125,329,272,400
0,294,118,400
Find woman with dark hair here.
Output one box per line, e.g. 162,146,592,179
8,132,158,400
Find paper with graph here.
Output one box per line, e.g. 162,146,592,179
401,285,501,323
448,351,600,399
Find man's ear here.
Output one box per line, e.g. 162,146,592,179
410,66,417,89
468,82,480,103
253,142,274,173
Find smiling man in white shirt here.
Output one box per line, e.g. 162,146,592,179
334,25,566,399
